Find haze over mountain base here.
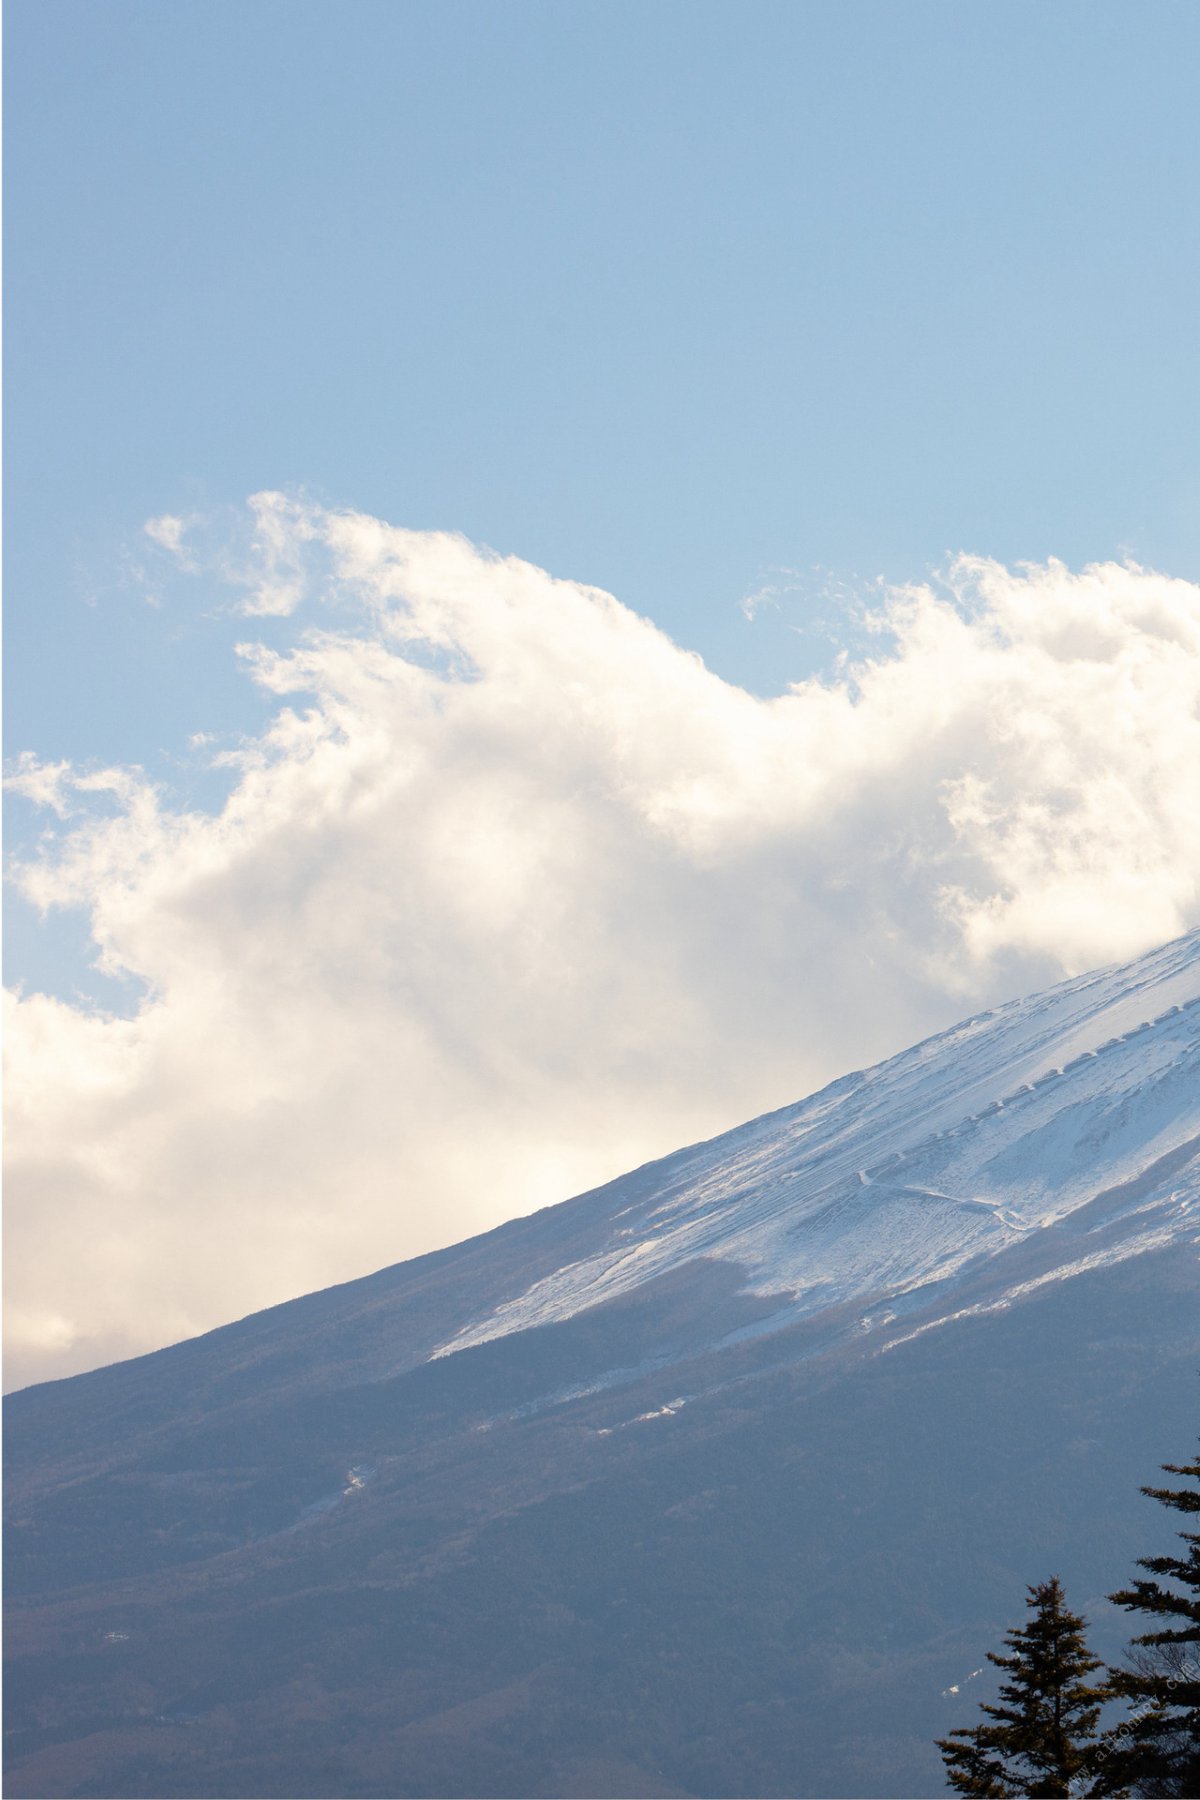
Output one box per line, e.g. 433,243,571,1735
6,931,1199,1797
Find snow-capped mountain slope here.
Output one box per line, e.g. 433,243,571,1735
435,929,1200,1359
6,932,1200,1800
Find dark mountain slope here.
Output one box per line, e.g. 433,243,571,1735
5,931,1199,1797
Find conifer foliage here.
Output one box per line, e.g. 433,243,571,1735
937,1577,1106,1797
1099,1448,1200,1797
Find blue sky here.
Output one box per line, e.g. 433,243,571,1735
6,1,1200,1385
8,0,1199,772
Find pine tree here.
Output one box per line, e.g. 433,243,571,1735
1098,1448,1200,1797
937,1577,1107,1797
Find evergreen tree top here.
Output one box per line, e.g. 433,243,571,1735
937,1577,1107,1798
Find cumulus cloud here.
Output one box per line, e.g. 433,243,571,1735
6,499,1200,1388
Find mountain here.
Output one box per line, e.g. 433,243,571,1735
5,931,1200,1799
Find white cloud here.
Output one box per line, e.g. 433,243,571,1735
5,751,74,819
141,511,203,579
144,513,189,556
6,502,1200,1388
235,489,320,615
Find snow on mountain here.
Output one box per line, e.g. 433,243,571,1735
7,932,1200,1800
434,929,1200,1361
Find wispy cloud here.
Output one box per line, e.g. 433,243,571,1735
144,513,189,557
6,499,1200,1387
235,490,319,616
5,752,74,820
